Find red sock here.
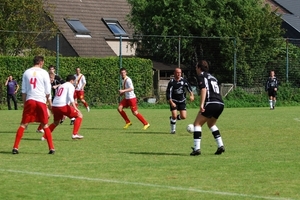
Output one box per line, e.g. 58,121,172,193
136,113,148,125
83,102,88,108
37,124,43,130
13,126,25,149
118,110,130,123
48,123,57,132
73,117,82,134
44,127,54,150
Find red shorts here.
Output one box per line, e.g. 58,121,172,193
119,98,138,112
74,90,84,100
21,100,49,124
52,105,79,121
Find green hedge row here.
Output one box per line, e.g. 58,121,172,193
0,56,153,107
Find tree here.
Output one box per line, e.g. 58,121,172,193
0,0,57,56
127,0,284,86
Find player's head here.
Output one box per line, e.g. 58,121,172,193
174,68,182,79
196,60,209,72
270,70,275,76
119,67,127,79
33,56,44,67
48,65,55,74
76,67,81,74
66,74,76,82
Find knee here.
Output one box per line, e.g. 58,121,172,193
132,110,138,116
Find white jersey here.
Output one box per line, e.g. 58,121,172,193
52,82,75,107
21,67,51,103
74,73,86,91
123,76,136,99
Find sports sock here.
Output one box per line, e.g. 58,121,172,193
44,127,54,150
269,100,273,108
176,114,181,120
37,124,43,131
118,110,130,123
73,117,82,134
170,117,176,132
83,101,89,108
273,100,276,107
13,126,25,149
193,126,202,150
136,113,148,125
48,123,56,132
210,125,224,147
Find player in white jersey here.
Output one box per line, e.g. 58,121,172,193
12,56,55,155
117,67,150,130
74,67,89,111
43,74,84,139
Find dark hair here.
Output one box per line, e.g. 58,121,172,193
197,60,209,72
48,65,55,70
33,56,44,65
66,74,76,81
119,67,126,72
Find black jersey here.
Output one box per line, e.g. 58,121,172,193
197,72,223,104
265,76,279,91
51,75,65,97
166,77,193,103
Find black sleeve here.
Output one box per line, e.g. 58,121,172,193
166,80,172,101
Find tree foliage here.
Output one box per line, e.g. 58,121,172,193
127,0,284,85
0,0,57,56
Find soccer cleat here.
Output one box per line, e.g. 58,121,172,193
72,134,84,139
12,148,19,154
86,107,90,112
41,136,46,141
70,118,75,125
48,149,55,154
143,124,150,130
60,119,64,124
190,147,201,156
36,129,44,133
170,131,176,134
215,146,225,155
123,122,132,129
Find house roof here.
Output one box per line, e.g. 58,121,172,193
266,0,300,37
46,0,132,57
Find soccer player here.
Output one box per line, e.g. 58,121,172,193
70,67,89,125
12,56,55,154
166,68,194,134
117,67,150,130
5,75,19,110
265,70,279,110
42,74,84,140
190,60,225,156
74,67,89,112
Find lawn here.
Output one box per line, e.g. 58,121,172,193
0,107,299,200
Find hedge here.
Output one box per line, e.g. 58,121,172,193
0,56,153,108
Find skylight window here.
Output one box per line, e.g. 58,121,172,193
65,19,91,38
102,18,128,37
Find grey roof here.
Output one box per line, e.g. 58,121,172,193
272,0,300,36
45,0,132,57
273,0,300,16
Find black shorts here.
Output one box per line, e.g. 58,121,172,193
268,90,277,97
201,103,224,119
170,101,186,111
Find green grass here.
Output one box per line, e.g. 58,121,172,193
0,107,299,200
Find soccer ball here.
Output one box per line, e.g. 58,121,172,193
186,124,194,133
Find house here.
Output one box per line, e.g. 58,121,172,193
41,0,134,57
265,0,300,39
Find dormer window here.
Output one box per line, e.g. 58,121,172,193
102,18,128,38
65,18,91,38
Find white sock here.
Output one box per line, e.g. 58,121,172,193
269,100,273,108
216,137,224,147
194,139,201,150
273,100,276,107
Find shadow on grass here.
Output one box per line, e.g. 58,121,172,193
126,151,187,156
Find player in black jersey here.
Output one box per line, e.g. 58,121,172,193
190,60,225,156
166,68,194,134
265,70,278,110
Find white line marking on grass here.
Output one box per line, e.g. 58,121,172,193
0,169,295,200
293,118,300,122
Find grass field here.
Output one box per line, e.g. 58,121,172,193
0,107,299,200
